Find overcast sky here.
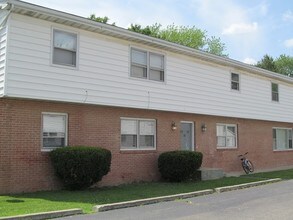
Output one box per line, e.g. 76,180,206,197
24,0,293,64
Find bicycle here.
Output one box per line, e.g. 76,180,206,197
238,152,254,174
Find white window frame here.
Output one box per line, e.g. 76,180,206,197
273,127,292,151
130,47,165,82
271,82,279,102
51,28,78,69
216,123,238,149
231,72,240,91
41,112,68,151
120,117,156,150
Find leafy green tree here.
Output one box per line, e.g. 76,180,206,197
88,14,227,56
205,36,227,56
160,24,206,50
275,54,293,77
128,24,153,36
255,54,278,72
128,23,161,38
88,14,115,25
128,23,227,56
256,54,293,77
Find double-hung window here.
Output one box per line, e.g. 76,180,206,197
42,113,68,149
273,128,292,150
53,29,77,67
121,118,156,150
271,83,279,102
131,48,164,82
216,124,237,148
231,73,240,91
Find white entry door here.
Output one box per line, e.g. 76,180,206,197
180,122,194,151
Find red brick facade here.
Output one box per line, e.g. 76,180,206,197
1,98,293,194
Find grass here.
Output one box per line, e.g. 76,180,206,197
248,169,293,179
1,168,293,218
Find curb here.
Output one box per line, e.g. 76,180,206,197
214,178,282,193
0,209,83,220
0,178,283,218
93,189,214,212
94,178,282,212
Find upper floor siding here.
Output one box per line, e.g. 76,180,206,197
0,24,7,97
4,14,293,123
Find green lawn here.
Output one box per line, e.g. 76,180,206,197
248,169,293,179
0,176,263,217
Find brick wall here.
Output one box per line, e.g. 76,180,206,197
1,98,293,194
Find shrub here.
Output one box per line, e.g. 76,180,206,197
158,151,203,182
49,146,111,190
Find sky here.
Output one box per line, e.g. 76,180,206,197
23,0,293,64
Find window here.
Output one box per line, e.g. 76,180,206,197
273,128,292,150
231,73,239,91
131,48,164,82
216,124,237,148
53,29,77,67
121,118,156,150
271,83,279,102
42,113,67,149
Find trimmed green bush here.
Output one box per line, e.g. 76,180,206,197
158,151,203,182
49,146,111,190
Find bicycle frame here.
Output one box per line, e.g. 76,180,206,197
238,152,254,174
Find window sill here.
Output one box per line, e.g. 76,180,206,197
50,63,78,70
41,148,54,152
41,147,65,152
217,147,238,150
273,149,293,152
230,89,241,93
120,148,157,154
128,76,166,84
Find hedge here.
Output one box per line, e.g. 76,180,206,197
49,146,111,190
158,151,203,182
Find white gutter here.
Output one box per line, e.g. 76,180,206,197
3,0,293,84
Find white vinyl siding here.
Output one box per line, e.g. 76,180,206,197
42,113,68,150
52,29,77,67
131,48,164,82
216,124,237,148
121,118,156,150
4,14,293,124
273,128,292,150
0,25,7,96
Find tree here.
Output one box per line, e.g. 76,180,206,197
88,14,115,25
255,54,293,77
128,24,154,36
128,23,227,56
205,36,227,56
275,54,293,77
255,54,278,72
88,14,227,56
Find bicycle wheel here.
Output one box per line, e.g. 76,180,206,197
246,160,254,173
242,161,250,174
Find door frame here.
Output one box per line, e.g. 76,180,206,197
180,121,195,151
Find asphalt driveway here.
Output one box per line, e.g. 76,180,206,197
57,179,293,220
